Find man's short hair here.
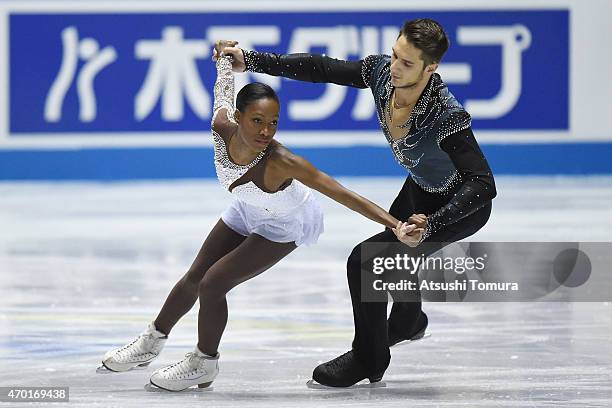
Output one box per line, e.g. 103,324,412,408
399,18,450,67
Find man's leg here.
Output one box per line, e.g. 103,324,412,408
310,178,417,387
349,237,443,367
347,229,398,374
312,205,492,387
387,204,492,342
384,178,426,343
310,229,398,387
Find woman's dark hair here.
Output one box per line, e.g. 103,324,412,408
236,82,279,112
399,18,450,66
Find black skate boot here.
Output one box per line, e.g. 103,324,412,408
309,350,384,388
388,311,429,347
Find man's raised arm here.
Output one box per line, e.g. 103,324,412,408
215,42,377,89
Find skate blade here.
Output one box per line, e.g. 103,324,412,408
96,361,151,374
306,379,386,390
144,382,214,393
392,333,431,348
96,365,114,374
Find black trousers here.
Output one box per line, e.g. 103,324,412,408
347,177,492,373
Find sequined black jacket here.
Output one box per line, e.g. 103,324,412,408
243,50,496,239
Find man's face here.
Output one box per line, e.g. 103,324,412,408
390,36,436,89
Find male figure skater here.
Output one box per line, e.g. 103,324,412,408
219,18,496,387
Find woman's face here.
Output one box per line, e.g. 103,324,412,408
235,98,280,151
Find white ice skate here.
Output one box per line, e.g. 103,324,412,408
97,322,167,373
147,348,219,392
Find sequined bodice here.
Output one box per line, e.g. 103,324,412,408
212,130,310,216
212,57,312,216
364,55,471,194
212,126,265,192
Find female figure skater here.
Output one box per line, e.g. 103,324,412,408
99,41,424,392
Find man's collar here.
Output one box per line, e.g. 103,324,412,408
412,74,437,115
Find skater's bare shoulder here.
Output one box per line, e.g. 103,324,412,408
267,143,316,178
267,143,298,167
266,142,346,197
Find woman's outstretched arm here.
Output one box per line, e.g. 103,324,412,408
269,149,400,228
271,150,424,246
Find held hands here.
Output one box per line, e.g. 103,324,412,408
391,214,428,247
212,40,246,72
392,221,424,247
407,213,427,229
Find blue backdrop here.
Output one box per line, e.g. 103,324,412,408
3,9,602,180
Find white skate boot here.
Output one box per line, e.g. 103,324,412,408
99,322,167,372
147,348,219,392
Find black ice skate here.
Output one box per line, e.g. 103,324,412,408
307,350,385,389
388,312,430,347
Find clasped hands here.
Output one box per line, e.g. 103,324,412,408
212,40,246,72
392,214,428,247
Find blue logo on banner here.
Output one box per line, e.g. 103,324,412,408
9,11,569,135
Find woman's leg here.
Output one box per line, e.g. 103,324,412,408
153,219,246,335
196,234,297,355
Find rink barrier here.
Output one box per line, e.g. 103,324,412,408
1,142,611,180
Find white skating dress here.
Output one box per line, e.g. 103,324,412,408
212,57,324,246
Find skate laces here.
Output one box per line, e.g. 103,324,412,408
114,333,155,360
162,352,206,379
327,351,354,370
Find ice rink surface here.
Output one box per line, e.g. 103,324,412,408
1,176,611,407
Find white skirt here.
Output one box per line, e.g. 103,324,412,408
221,194,324,246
